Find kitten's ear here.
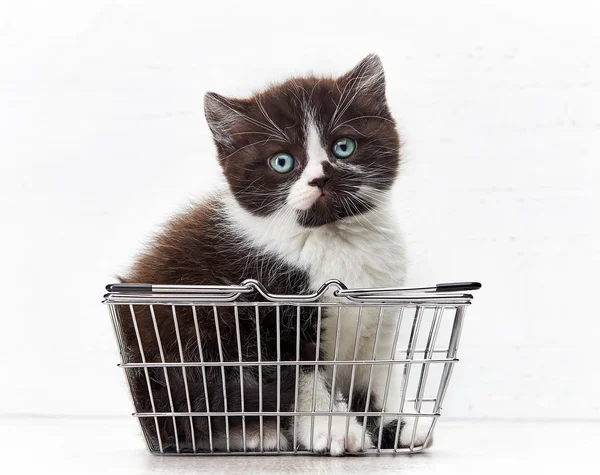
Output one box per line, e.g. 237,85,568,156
338,54,388,108
204,92,248,155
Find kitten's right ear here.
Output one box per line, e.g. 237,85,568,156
204,92,246,156
338,54,388,112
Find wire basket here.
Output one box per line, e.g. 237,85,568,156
103,279,480,455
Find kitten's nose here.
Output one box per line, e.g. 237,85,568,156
308,176,330,189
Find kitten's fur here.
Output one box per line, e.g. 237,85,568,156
118,54,429,455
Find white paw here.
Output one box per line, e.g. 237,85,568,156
244,428,289,451
299,416,367,455
220,420,289,452
399,416,433,449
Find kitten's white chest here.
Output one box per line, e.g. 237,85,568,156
298,212,406,290
299,211,407,395
224,192,406,289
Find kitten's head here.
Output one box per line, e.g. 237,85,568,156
204,54,400,228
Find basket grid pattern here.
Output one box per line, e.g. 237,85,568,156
103,280,476,455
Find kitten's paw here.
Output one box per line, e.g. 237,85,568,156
300,416,366,456
244,428,289,451
399,416,433,449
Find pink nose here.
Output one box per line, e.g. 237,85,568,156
308,176,330,188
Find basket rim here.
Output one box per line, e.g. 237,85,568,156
102,279,480,305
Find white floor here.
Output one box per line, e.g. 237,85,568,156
2,416,598,474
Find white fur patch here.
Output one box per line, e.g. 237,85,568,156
222,156,410,451
287,122,328,211
399,414,433,449
295,370,367,454
223,188,406,289
212,423,289,452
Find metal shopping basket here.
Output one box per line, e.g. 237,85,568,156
103,279,480,455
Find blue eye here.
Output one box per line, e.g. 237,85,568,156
269,153,295,173
332,137,356,158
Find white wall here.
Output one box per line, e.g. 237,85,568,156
1,0,598,419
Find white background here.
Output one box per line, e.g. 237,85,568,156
1,0,598,421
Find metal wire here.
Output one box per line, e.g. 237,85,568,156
104,280,477,455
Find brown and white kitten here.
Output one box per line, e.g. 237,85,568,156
118,54,428,455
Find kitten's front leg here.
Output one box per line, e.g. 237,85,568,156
295,369,368,455
370,336,433,449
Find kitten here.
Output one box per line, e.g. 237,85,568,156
117,54,429,455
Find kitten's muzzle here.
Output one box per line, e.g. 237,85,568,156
308,176,330,190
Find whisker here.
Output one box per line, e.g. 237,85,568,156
221,139,272,160
256,97,290,143
330,115,395,134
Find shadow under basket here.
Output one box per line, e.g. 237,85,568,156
103,279,480,455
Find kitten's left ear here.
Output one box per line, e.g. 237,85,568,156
204,91,249,156
338,54,387,106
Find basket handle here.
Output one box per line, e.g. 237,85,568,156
106,284,153,292
435,282,481,292
105,283,252,294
